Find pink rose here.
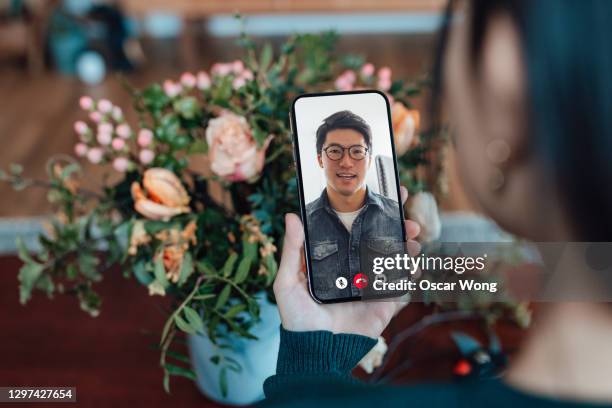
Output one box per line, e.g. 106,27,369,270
139,149,155,165
87,147,103,164
232,76,246,89
89,111,103,123
378,66,392,80
377,77,392,91
98,99,113,114
79,96,94,111
98,123,113,135
137,129,154,147
241,69,254,81
111,138,126,151
74,121,89,135
196,71,211,90
335,78,353,91
211,63,232,77
112,157,130,173
205,112,272,182
112,106,123,121
97,131,112,146
232,60,244,74
361,63,375,77
74,143,88,157
116,123,132,139
180,72,197,88
163,80,182,98
334,70,356,91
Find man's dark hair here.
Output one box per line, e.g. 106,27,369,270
315,110,372,154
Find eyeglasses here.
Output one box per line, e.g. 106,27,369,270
322,144,369,161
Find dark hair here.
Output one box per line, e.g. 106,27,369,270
432,0,612,241
315,110,372,154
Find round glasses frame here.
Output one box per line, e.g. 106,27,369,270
322,144,370,161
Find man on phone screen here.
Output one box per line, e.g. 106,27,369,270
305,110,405,300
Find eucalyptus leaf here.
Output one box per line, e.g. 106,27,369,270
224,304,246,319
215,284,231,310
78,252,101,281
173,96,200,120
234,256,251,284
164,363,197,381
34,273,55,298
243,239,257,261
174,314,196,335
154,255,169,287
133,260,154,286
18,262,44,304
144,220,169,235
16,237,34,263
222,253,238,277
177,252,193,286
196,260,217,276
259,43,273,72
113,219,132,256
183,305,204,334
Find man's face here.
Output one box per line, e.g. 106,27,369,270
318,129,371,197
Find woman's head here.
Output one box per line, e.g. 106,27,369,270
434,0,612,241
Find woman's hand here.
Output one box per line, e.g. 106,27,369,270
273,187,421,339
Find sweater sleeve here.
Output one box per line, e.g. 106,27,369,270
263,325,377,399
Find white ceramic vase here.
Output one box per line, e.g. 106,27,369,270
187,293,280,405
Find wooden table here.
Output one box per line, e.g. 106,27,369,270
0,254,526,407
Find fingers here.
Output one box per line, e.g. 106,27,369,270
404,219,420,240
400,185,408,205
400,185,422,242
404,220,422,262
274,213,305,289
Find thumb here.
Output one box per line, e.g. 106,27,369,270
275,213,305,288
400,185,408,205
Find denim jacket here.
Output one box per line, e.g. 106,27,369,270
305,187,405,301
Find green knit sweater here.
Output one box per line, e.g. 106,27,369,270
260,326,612,408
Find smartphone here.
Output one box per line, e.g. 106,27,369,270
290,90,408,304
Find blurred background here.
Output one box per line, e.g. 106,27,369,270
1,1,509,407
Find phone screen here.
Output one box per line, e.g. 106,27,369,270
290,91,407,303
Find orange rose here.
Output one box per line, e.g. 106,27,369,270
392,102,420,156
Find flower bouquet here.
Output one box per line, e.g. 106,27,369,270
1,31,441,397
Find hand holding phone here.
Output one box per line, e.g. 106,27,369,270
273,199,420,338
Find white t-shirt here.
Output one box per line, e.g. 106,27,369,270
333,206,365,232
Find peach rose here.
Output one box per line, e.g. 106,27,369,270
154,220,197,283
392,102,420,156
130,168,191,221
205,112,272,182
